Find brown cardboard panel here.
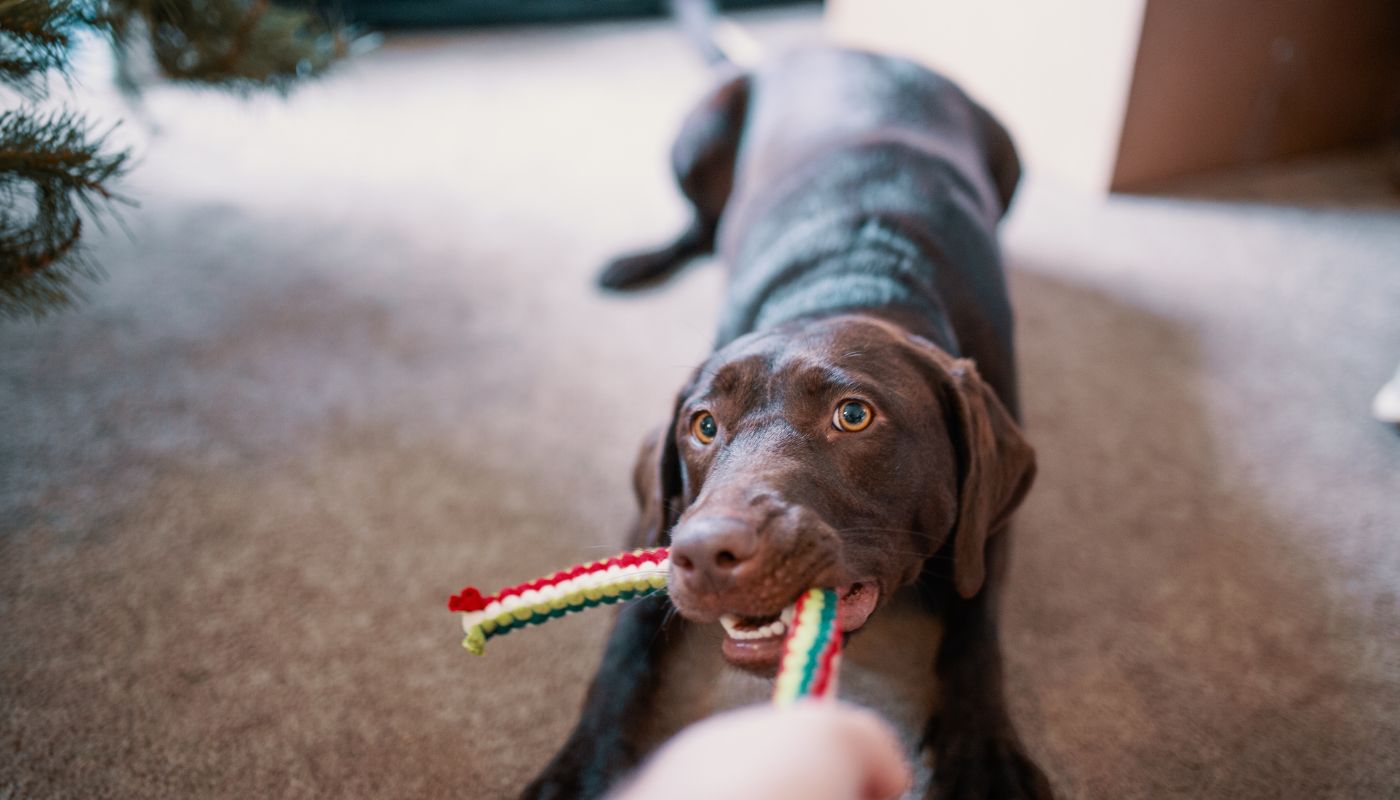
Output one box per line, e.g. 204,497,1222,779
1111,0,1400,191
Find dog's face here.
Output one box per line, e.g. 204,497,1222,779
630,315,1035,672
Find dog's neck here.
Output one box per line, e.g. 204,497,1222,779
715,214,960,353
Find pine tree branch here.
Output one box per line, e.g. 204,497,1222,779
105,0,351,92
211,0,268,74
0,0,91,95
0,109,131,320
0,1,357,320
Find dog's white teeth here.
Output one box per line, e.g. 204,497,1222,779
754,621,784,639
780,605,796,627
719,613,787,641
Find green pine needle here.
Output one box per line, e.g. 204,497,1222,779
0,0,90,95
0,109,131,320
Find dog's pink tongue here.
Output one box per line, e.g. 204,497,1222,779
836,583,879,634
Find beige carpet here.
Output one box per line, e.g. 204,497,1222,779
3,11,1399,799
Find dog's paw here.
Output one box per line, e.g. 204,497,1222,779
521,765,619,800
519,774,582,800
929,732,1053,800
519,740,629,800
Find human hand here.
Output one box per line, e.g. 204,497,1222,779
613,701,912,800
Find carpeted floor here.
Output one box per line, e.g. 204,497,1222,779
3,11,1398,799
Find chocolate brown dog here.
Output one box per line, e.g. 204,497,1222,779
524,41,1050,800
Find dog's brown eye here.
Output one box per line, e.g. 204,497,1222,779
834,400,873,432
692,412,718,444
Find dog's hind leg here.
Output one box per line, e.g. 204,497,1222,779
598,72,749,290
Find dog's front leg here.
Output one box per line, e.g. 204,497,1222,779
521,593,679,800
922,540,1053,800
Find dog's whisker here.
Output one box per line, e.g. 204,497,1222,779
644,596,682,651
834,525,941,539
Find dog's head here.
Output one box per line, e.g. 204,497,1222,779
630,314,1035,671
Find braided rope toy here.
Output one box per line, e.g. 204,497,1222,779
448,547,843,703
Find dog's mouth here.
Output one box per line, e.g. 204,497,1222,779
718,581,880,672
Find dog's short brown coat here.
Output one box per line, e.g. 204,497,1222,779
525,47,1052,799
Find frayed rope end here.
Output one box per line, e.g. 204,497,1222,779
462,627,487,656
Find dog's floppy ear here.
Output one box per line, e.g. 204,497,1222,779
628,404,686,548
937,357,1036,598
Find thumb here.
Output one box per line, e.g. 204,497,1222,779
836,707,912,799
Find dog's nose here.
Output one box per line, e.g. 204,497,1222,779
669,517,758,591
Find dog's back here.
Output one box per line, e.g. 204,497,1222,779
714,47,1024,409
727,47,1016,225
